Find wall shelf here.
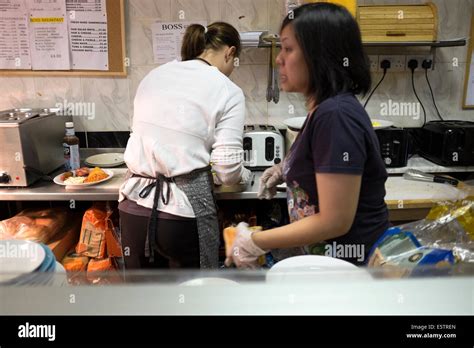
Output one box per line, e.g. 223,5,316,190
248,37,466,49
363,38,466,48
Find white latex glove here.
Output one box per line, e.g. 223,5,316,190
241,167,252,184
257,163,284,200
212,172,222,186
225,222,268,269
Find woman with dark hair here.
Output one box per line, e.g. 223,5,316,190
226,3,389,267
119,22,250,269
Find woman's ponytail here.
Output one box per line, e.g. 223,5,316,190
181,22,241,61
181,24,207,61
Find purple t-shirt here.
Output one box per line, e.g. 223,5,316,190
282,92,389,264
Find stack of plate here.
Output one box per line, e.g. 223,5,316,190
0,240,67,286
266,255,373,283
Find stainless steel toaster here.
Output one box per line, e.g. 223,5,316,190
0,108,71,187
243,124,285,169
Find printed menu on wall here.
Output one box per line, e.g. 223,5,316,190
0,0,110,71
27,0,71,70
0,0,31,69
66,0,109,70
152,21,207,64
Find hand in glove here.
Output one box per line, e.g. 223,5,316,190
240,167,252,184
257,163,284,200
224,222,267,269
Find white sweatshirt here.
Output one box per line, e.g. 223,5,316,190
119,59,249,218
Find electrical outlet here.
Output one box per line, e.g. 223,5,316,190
368,55,379,73
378,55,406,72
406,55,434,71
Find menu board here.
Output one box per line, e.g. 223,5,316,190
67,0,109,70
0,0,31,69
0,0,122,75
27,0,71,70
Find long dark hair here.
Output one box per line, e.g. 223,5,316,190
181,22,241,61
281,3,371,104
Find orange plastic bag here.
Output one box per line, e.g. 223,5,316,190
62,251,89,272
76,206,107,258
87,258,122,284
76,204,123,259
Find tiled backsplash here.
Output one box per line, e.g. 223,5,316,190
0,0,473,133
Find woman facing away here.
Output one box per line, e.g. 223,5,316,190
119,22,250,269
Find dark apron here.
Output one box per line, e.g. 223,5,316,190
131,165,220,269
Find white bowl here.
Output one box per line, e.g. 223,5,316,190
283,117,307,131
266,255,372,283
180,277,239,286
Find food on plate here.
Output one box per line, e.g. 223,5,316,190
76,167,90,177
59,166,110,185
61,171,73,181
64,176,86,185
84,167,109,183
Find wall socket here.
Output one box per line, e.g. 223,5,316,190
368,55,379,73
378,55,406,72
406,55,434,71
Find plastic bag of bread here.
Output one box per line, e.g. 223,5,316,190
368,198,474,277
76,203,123,259
62,249,90,285
62,251,89,272
87,258,122,284
0,208,68,244
223,225,266,266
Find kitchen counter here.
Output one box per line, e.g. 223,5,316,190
0,148,471,221
386,155,474,174
0,169,285,201
0,168,468,202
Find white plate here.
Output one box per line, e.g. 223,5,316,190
0,240,46,283
283,117,307,131
53,169,114,188
371,119,394,130
180,277,239,286
85,153,125,168
266,255,372,283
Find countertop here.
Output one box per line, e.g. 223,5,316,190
0,168,469,205
0,148,470,206
385,155,474,174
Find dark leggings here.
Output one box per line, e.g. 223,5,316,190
119,210,200,269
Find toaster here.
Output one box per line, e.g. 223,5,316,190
0,108,71,187
375,127,410,168
243,124,285,169
414,121,474,166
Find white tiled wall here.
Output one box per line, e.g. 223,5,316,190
0,0,473,132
